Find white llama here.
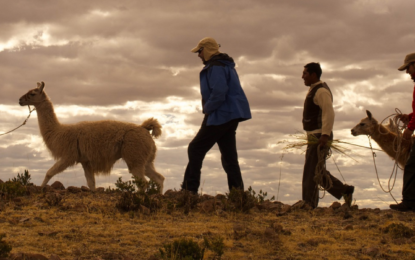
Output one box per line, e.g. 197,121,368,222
351,110,412,168
19,82,165,192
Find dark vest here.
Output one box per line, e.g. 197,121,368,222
302,82,333,131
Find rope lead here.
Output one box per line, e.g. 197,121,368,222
0,105,36,137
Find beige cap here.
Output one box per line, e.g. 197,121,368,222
191,37,221,61
398,52,415,71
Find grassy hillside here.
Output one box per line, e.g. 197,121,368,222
1,177,415,260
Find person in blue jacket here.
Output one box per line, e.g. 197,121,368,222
181,37,252,193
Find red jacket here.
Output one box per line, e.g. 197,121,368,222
408,85,415,131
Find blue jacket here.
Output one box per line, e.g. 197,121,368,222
200,53,252,126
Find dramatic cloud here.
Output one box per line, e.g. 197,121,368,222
0,0,414,208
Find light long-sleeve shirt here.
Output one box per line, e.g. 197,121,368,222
305,80,335,136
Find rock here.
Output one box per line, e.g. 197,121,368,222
50,181,65,190
96,187,105,192
278,204,291,215
291,200,306,210
362,246,379,257
9,253,49,260
164,189,181,199
81,186,90,192
330,201,341,209
373,208,381,214
140,205,150,215
67,186,81,194
256,201,282,211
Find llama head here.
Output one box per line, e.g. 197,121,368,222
351,110,379,136
19,82,47,106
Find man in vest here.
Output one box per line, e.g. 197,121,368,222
181,37,252,194
390,52,415,211
302,62,354,208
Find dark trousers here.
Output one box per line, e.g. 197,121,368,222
302,133,348,208
182,116,244,193
402,142,415,202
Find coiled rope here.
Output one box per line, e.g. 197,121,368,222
0,106,36,136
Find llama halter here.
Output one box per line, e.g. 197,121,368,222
0,105,36,137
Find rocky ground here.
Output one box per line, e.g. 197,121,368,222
1,180,415,260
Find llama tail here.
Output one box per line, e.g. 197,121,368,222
141,118,162,138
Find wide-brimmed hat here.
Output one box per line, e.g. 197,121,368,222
191,37,220,61
398,52,415,71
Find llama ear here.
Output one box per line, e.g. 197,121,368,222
366,110,372,120
38,81,45,93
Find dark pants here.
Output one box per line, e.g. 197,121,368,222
402,142,415,202
302,133,348,208
181,116,244,193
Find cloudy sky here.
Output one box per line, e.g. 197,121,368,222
0,0,414,208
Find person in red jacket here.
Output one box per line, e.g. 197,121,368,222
391,52,415,211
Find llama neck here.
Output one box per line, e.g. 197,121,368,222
34,96,61,139
370,124,397,156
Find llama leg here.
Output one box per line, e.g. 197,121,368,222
130,166,148,191
81,162,96,191
41,159,73,187
145,162,165,193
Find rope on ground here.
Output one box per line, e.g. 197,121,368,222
0,105,35,137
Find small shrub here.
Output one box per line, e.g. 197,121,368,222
115,177,136,193
0,181,27,200
248,186,275,203
159,238,205,260
223,187,256,213
383,223,414,239
115,177,162,213
0,234,12,257
175,190,199,215
204,235,225,258
11,169,32,186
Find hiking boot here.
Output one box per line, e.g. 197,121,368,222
390,201,415,212
343,185,354,207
